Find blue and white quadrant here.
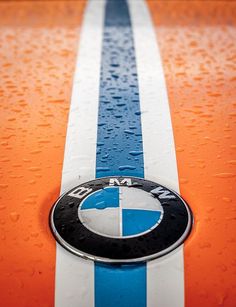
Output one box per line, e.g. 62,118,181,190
78,187,163,238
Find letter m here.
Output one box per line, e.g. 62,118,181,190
109,178,132,186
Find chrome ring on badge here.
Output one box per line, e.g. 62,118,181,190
50,177,193,263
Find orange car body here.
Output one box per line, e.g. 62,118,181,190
0,1,235,306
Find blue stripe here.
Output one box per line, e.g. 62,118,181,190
95,1,146,307
95,264,146,307
96,0,144,179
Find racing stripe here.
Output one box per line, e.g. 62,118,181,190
95,0,144,179
55,1,105,306
0,1,86,307
129,1,184,307
147,1,236,306
95,1,146,306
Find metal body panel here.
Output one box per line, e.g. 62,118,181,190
0,1,235,306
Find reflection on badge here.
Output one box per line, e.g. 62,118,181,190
50,177,193,263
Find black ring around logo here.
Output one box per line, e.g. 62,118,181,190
50,177,193,263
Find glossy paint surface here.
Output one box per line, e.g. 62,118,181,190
147,1,236,306
0,1,86,306
0,0,235,306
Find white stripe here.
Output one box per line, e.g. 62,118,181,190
147,247,184,307
129,1,184,307
60,0,105,194
55,245,94,307
55,1,105,307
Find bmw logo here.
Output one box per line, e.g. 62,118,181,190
50,177,192,263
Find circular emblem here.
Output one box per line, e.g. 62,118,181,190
50,177,192,263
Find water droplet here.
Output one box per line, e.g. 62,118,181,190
129,151,143,156
119,165,136,171
124,130,134,135
10,212,20,222
214,173,235,178
96,167,110,172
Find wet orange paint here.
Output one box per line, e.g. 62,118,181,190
0,1,86,306
147,1,236,306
